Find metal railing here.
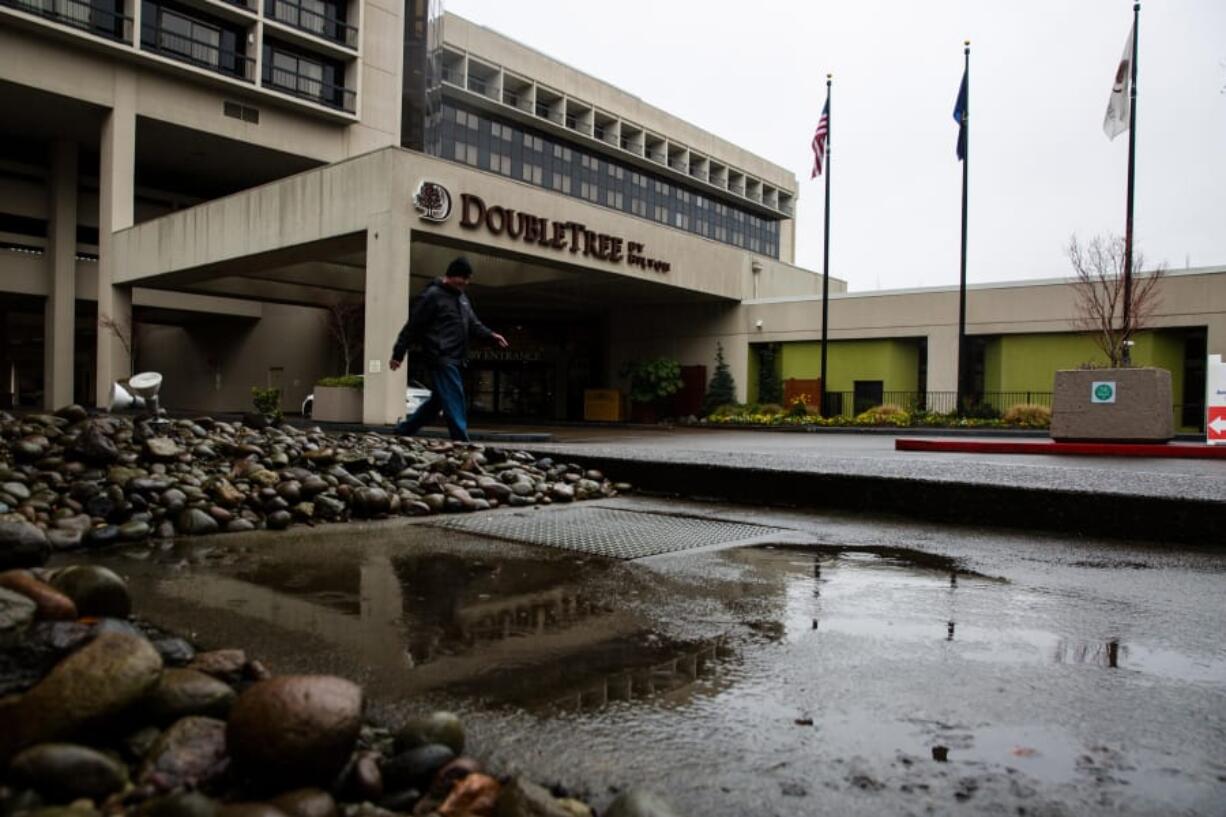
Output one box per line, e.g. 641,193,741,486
3,0,131,41
265,0,357,48
503,89,531,111
441,66,463,85
141,21,255,80
264,63,354,111
467,74,497,99
619,136,641,152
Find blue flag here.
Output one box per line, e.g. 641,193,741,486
953,69,968,160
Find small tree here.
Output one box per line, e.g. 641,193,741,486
1067,234,1164,367
326,302,365,376
757,344,782,404
99,312,140,372
701,342,737,415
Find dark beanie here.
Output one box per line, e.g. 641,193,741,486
446,257,474,279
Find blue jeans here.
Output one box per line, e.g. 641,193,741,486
393,362,470,441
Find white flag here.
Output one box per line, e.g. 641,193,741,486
1103,22,1134,140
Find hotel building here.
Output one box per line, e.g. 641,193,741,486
1,1,1222,428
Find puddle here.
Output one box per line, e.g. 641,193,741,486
79,521,1226,816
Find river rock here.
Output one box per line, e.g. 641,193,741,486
138,792,220,817
144,438,183,461
549,483,574,503
152,637,196,667
45,529,84,551
602,790,683,817
9,742,130,802
393,711,465,755
0,570,77,621
83,525,120,549
350,488,390,518
337,750,383,802
189,649,247,683
54,404,89,424
145,668,237,723
226,675,363,788
438,773,499,817
1,631,163,760
119,520,152,541
2,481,31,501
0,521,50,569
381,744,455,793
140,716,229,792
269,788,336,817
0,586,37,645
494,778,575,817
50,565,132,618
72,425,119,464
177,508,219,536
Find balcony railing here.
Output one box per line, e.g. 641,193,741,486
441,66,463,85
264,63,354,112
141,21,255,80
466,75,497,100
502,89,531,112
265,0,357,48
619,136,640,152
2,0,131,41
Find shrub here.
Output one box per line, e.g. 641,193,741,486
621,358,684,405
709,403,745,419
787,395,809,418
1002,403,1052,427
702,342,737,416
316,374,364,389
962,402,1001,420
855,403,911,426
251,387,283,423
757,403,785,417
756,345,782,404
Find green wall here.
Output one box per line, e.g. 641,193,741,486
778,340,920,393
986,330,1187,396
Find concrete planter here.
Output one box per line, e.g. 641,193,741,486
1050,368,1173,442
313,385,363,423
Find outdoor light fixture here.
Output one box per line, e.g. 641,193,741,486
128,371,167,427
107,381,141,412
755,320,764,329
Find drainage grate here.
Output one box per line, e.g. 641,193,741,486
427,505,785,560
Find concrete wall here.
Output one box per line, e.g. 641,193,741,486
137,303,333,414
780,339,921,393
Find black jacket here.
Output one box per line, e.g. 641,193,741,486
391,279,493,365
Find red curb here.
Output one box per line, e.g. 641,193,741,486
895,438,1226,459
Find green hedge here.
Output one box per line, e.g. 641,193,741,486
316,375,364,389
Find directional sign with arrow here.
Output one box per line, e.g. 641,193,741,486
1208,408,1226,442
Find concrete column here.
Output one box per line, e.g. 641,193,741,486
926,325,960,393
95,72,136,408
44,141,78,410
362,210,410,425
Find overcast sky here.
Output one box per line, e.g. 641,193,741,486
445,0,1226,293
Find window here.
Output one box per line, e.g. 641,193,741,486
522,163,543,185
454,142,477,165
488,152,511,175
160,9,221,67
551,172,570,194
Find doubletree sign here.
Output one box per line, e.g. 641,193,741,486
413,181,670,274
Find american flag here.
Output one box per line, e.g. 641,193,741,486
810,99,829,178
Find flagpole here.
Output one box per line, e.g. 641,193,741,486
819,74,832,417
956,41,970,416
1122,1,1140,365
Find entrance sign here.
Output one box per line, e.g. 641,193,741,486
413,181,452,222
1090,381,1117,404
1207,355,1226,444
456,192,671,273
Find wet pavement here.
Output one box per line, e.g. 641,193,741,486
76,497,1226,816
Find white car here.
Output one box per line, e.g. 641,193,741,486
301,381,431,420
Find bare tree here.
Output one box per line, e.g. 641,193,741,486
1066,234,1165,368
326,302,365,376
98,312,139,372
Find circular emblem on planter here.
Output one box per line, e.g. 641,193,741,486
1091,381,1117,404
414,181,452,222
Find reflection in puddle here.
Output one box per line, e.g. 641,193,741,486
89,527,1226,815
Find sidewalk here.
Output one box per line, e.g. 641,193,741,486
448,423,1224,546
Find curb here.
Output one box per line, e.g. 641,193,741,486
525,450,1221,547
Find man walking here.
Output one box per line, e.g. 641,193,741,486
388,256,507,441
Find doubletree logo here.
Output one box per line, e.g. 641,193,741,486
413,181,452,222
1094,383,1114,401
